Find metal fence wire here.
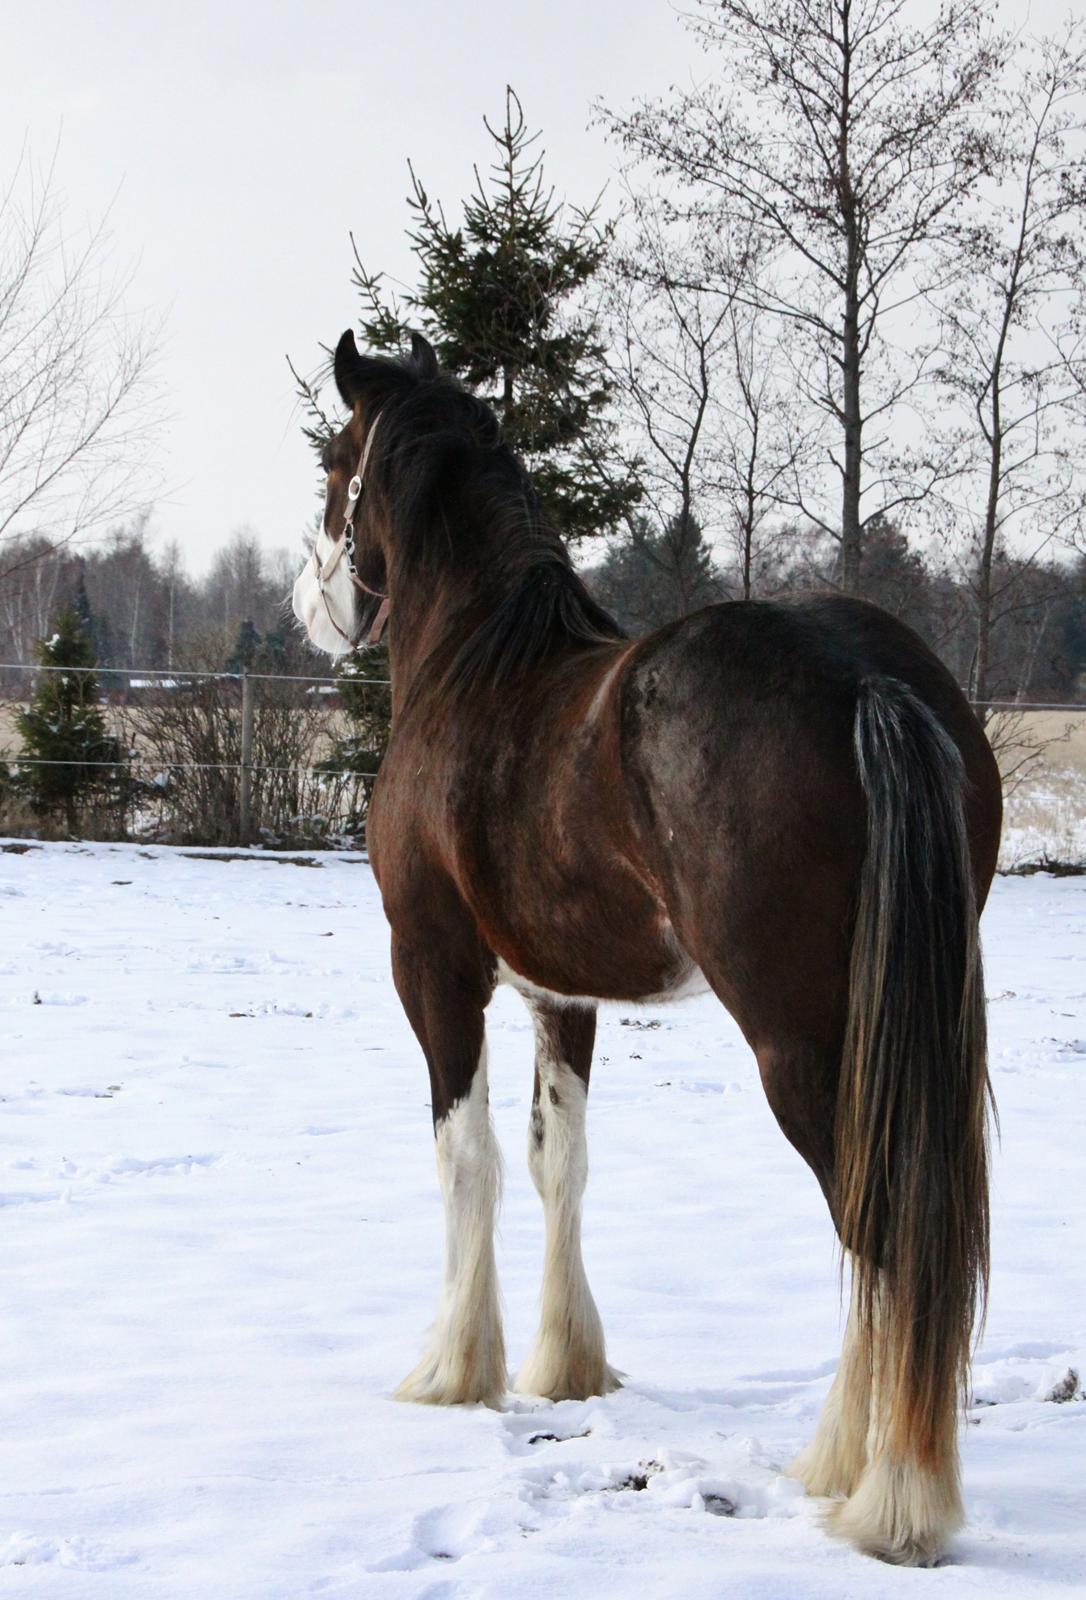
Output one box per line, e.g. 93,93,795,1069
2,661,1085,848
0,662,392,847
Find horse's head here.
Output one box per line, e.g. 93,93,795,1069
291,328,440,656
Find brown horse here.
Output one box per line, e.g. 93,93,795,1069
292,331,1002,1566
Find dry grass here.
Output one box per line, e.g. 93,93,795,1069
994,713,1086,869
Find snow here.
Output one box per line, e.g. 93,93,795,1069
1001,774,1086,868
1,840,1084,1598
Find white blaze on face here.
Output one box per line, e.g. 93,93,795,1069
291,522,358,657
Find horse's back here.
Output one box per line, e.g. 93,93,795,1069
618,597,1001,1049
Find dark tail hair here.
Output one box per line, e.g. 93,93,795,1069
836,676,992,1467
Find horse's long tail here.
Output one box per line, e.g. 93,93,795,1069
836,675,992,1471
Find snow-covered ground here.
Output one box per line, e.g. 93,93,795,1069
1001,771,1086,869
1,842,1084,1598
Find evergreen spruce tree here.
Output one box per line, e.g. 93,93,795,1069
73,568,95,642
72,563,117,665
16,606,126,833
315,648,393,840
259,626,288,674
589,512,723,635
226,618,261,674
344,88,641,542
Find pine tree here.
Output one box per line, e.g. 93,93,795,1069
347,88,641,542
16,606,126,833
315,648,393,840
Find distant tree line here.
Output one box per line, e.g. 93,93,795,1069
0,522,311,678
584,510,1086,706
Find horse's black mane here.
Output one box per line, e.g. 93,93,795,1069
366,348,627,688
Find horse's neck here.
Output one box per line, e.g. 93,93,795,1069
384,531,569,714
384,561,486,716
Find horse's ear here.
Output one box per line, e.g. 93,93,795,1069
409,330,439,381
334,328,369,408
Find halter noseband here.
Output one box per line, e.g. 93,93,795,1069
312,409,391,648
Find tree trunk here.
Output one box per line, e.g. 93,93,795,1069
973,441,1001,712
742,409,758,601
840,285,863,593
836,14,864,597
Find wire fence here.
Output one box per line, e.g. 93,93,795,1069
2,661,1085,850
0,662,392,848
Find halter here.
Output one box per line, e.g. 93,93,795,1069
312,409,391,648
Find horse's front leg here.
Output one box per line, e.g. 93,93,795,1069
515,997,620,1402
391,931,506,1408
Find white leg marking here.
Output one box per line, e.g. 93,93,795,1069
514,1010,620,1402
829,1448,963,1567
787,1282,870,1498
395,1050,506,1407
826,1270,963,1565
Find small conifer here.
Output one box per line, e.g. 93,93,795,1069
16,606,126,833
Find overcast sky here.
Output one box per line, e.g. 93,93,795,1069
3,0,701,573
2,0,1069,576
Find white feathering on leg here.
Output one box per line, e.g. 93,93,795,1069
395,1050,506,1406
515,1013,619,1402
787,1278,871,1499
826,1270,963,1565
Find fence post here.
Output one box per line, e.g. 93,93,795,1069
239,670,254,846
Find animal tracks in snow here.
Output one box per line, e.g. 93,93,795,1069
499,1405,595,1455
369,1499,528,1573
1,1151,222,1208
515,1447,803,1522
0,1530,136,1571
369,1392,810,1581
374,1351,1085,1583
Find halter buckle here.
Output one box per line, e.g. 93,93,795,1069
347,475,363,503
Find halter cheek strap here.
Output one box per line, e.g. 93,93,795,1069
312,409,389,647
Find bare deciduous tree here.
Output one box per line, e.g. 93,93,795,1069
934,22,1086,710
203,528,273,633
603,198,812,601
602,0,1007,591
0,143,161,580
0,534,65,662
603,199,732,551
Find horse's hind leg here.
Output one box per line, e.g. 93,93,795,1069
827,1270,964,1565
514,998,620,1402
761,1038,965,1562
755,1044,873,1502
391,931,506,1408
788,1276,870,1499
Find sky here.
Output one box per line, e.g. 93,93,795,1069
2,0,700,574
1,0,1071,576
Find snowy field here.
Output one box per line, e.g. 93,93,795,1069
1,841,1084,1599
